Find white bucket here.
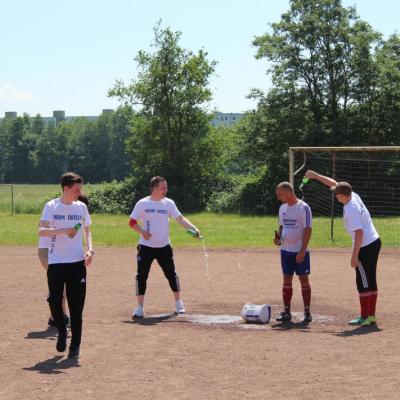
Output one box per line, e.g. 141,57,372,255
241,303,271,324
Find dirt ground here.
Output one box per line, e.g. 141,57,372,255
0,245,399,400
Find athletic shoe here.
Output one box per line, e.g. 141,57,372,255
132,306,144,319
56,330,67,352
304,310,313,322
64,315,71,329
175,300,185,314
348,316,365,325
361,316,377,326
48,318,56,328
68,344,80,359
276,311,292,322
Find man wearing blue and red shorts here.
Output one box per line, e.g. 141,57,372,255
274,182,313,322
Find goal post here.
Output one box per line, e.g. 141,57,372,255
0,184,14,215
288,146,400,241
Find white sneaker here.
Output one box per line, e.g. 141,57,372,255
132,305,144,319
175,300,185,314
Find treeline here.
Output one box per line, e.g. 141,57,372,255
0,107,133,184
1,1,400,214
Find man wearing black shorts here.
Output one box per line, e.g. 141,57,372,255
128,176,201,318
305,170,381,326
39,173,94,357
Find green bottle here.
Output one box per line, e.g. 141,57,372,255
69,222,81,239
299,177,310,191
187,228,203,239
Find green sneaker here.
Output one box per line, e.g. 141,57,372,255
348,316,365,325
361,316,377,326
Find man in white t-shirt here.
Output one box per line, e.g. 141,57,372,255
39,173,94,358
274,182,313,322
128,176,201,318
305,170,381,326
38,195,89,329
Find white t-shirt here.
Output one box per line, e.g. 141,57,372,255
279,200,312,252
130,196,181,248
40,198,91,264
38,236,51,249
343,192,379,247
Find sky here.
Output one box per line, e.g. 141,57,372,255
1,0,399,117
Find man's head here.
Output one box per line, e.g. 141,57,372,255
330,181,352,204
61,172,83,199
150,176,168,199
275,182,295,204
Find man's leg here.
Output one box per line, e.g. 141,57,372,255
359,239,381,326
133,245,154,317
47,263,67,351
65,261,86,356
157,245,184,313
299,275,312,321
296,252,312,322
277,250,295,321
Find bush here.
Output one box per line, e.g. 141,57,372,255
87,179,136,214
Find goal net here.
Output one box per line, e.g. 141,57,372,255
289,147,400,240
0,184,14,215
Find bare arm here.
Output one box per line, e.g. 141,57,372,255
305,170,337,188
38,220,74,237
128,218,151,240
296,227,312,263
83,225,94,266
175,215,201,236
351,229,363,268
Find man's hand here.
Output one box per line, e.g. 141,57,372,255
65,227,78,239
141,230,152,240
351,255,359,268
85,251,94,266
296,251,306,264
304,170,317,180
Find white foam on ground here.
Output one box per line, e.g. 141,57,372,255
144,311,334,327
186,314,243,325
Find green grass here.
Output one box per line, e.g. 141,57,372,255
0,212,398,248
0,183,102,214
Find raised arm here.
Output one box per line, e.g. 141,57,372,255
305,170,337,188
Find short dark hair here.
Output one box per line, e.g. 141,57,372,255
275,182,294,192
150,176,166,191
61,172,83,190
330,182,352,196
77,194,89,206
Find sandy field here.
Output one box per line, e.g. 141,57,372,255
0,245,399,400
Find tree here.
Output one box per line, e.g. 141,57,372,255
109,22,219,210
253,0,381,143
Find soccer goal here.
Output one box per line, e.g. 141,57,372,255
288,146,400,240
0,184,14,215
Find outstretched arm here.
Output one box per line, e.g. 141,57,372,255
175,215,201,237
305,170,337,188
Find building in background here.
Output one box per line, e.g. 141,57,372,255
0,110,244,126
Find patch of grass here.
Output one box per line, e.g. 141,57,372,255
0,183,103,214
0,213,398,248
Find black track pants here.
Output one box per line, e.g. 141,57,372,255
136,245,180,295
47,260,86,347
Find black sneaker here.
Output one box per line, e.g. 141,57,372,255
64,315,71,329
48,318,56,328
56,330,67,352
304,310,313,322
68,344,80,359
276,311,292,322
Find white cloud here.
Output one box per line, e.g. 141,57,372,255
0,83,34,102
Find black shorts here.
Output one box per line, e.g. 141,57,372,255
356,238,381,293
